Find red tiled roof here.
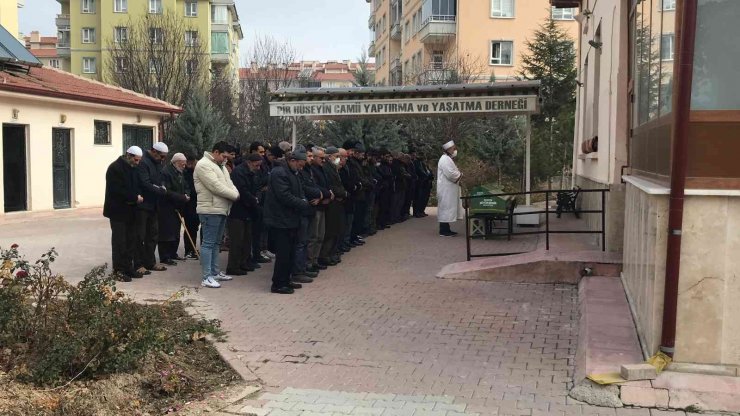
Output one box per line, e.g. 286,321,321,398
313,72,356,82
0,66,181,114
29,49,58,58
325,63,348,70
239,68,301,80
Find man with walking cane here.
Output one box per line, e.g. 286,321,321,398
158,153,191,265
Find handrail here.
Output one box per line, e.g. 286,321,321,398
461,188,609,261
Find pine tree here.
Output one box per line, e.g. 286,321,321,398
170,93,230,158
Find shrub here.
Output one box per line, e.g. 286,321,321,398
0,245,225,387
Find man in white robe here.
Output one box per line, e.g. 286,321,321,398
436,141,463,236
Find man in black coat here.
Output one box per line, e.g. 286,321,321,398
226,153,262,276
135,142,169,274
293,146,323,281
412,150,434,217
263,150,312,294
376,149,395,230
158,153,191,265
104,146,144,282
307,147,330,273
319,147,347,266
249,142,271,263
183,155,200,259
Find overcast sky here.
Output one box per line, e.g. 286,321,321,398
19,0,373,63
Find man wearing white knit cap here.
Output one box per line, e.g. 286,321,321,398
134,141,170,274
436,140,464,237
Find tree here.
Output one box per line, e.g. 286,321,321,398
170,93,229,158
209,69,241,144
105,12,208,108
519,17,578,182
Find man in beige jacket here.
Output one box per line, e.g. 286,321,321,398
194,141,240,288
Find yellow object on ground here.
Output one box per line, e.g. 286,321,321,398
647,352,672,373
587,372,626,385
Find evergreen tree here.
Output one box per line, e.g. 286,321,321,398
170,93,230,158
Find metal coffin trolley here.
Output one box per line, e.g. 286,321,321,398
467,184,517,240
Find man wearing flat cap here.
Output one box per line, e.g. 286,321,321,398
437,140,464,236
135,141,170,274
225,153,262,276
158,152,191,266
104,146,144,282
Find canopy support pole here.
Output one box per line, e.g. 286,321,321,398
291,119,297,150
525,115,532,206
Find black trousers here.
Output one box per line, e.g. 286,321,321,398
414,180,432,215
183,212,200,254
251,210,263,258
271,227,297,289
392,190,406,222
227,218,252,271
134,209,158,269
110,219,136,274
377,189,393,227
158,240,179,262
352,199,367,238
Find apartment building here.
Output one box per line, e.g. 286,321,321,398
55,0,243,82
0,0,24,39
367,0,579,85
241,60,377,90
24,32,63,70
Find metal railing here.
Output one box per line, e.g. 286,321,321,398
461,188,609,261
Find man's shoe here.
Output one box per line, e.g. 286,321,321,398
136,267,152,275
271,286,294,294
128,270,144,279
262,250,276,259
255,255,272,263
352,240,365,246
226,269,247,276
314,263,328,270
185,252,199,260
162,259,177,266
174,255,187,261
250,262,261,269
306,265,321,273
289,282,303,289
303,270,319,278
241,264,256,272
440,231,458,237
214,271,233,281
150,264,167,271
201,276,221,288
292,275,313,283
114,272,132,282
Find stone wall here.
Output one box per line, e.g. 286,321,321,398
574,175,625,252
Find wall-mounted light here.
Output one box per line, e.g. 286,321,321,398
60,114,67,124
136,114,142,123
11,108,19,120
588,40,603,49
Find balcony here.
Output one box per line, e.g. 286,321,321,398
368,11,375,29
390,58,401,71
55,14,69,28
368,40,376,56
211,54,229,64
390,22,402,40
419,18,456,44
418,67,455,85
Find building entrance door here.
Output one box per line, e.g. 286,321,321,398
52,128,72,209
2,124,28,213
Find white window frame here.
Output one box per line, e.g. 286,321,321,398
114,0,127,13
82,28,95,44
150,27,163,44
82,57,96,74
185,1,198,17
211,5,228,24
115,57,128,73
661,33,675,61
185,30,199,47
81,0,95,14
186,59,197,75
661,0,676,11
48,59,60,69
114,26,128,43
491,0,515,18
490,40,514,66
148,0,163,14
551,7,575,20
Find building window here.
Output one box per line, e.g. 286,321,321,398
185,1,198,17
114,27,128,43
211,32,229,54
490,41,513,65
186,60,197,75
94,121,111,145
426,0,457,21
114,0,127,13
551,7,575,20
48,59,60,68
404,20,410,42
211,5,228,24
82,57,96,74
185,30,199,47
115,57,128,73
431,51,444,69
149,27,163,44
661,0,676,11
81,0,95,13
661,34,674,61
149,58,161,74
82,28,95,44
149,0,162,14
491,0,514,18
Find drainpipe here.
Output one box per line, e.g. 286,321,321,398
660,0,698,357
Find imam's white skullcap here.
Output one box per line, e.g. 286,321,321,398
153,142,169,153
442,140,455,150
126,146,143,157
171,152,186,162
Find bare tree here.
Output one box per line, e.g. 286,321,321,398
105,13,208,108
405,46,487,86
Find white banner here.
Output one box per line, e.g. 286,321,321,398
269,95,539,118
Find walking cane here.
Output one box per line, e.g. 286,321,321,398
177,211,200,260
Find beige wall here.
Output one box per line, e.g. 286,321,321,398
0,1,20,39
0,91,163,213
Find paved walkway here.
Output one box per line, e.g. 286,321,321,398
0,210,693,415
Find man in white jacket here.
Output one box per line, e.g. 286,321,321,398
436,140,463,237
194,141,240,288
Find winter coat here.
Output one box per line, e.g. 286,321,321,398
298,165,323,217
194,151,239,216
263,164,311,229
159,163,190,242
137,151,167,211
229,163,260,221
436,154,464,223
183,167,198,217
104,156,140,222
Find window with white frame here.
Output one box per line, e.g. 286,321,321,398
551,7,575,20
185,1,198,17
185,30,198,47
661,0,676,10
94,121,111,145
661,34,675,61
149,27,163,44
81,0,95,13
82,57,96,74
211,5,228,23
115,57,128,73
114,0,127,12
48,59,60,68
431,51,444,69
82,28,95,43
186,60,197,75
148,0,162,14
114,26,128,43
491,0,514,18
490,41,513,65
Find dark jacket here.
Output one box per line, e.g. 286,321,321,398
137,151,166,211
159,163,190,242
392,159,411,192
378,161,394,193
298,165,322,217
263,164,311,229
311,163,330,211
229,163,260,221
104,156,140,222
346,157,367,201
183,167,198,217
414,158,434,182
